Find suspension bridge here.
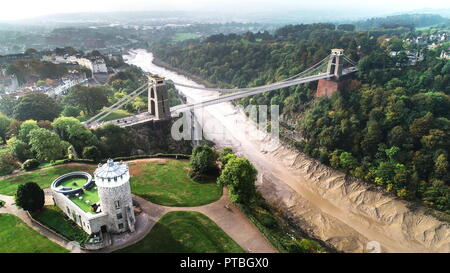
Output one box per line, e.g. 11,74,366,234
83,49,357,129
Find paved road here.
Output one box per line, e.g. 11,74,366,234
133,189,277,253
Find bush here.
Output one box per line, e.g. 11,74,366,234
0,150,19,175
189,145,219,181
15,182,45,212
22,159,40,171
82,146,101,162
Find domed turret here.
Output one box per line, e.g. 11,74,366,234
94,159,135,233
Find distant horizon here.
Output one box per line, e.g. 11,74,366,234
1,0,449,22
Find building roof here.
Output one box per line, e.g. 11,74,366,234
94,159,128,179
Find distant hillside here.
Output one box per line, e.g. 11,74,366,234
354,14,449,30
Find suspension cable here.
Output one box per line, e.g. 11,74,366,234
85,83,147,124
168,55,330,93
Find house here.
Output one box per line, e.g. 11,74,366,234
77,57,108,74
441,50,450,60
0,74,19,93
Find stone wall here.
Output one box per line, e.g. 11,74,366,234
315,79,339,98
127,118,192,156
97,180,135,234
53,191,107,234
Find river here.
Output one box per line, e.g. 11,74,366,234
124,49,450,253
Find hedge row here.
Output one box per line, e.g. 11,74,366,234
111,153,191,161
34,153,191,170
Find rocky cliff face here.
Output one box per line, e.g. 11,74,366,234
127,119,192,155
257,141,450,253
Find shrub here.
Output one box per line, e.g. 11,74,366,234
82,146,101,162
189,145,219,181
0,150,19,175
22,159,40,171
15,182,45,212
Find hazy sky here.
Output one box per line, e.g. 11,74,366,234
0,0,449,21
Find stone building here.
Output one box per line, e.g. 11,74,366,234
51,160,135,248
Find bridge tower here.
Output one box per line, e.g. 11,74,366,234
148,75,171,120
315,49,345,98
326,49,344,79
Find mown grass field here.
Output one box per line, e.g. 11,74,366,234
0,213,68,253
0,165,96,195
33,206,90,243
116,211,244,253
129,160,222,206
0,159,221,207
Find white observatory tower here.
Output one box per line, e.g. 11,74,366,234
94,159,135,233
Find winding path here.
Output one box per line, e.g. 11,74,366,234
0,186,276,253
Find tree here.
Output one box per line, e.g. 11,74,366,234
93,124,133,158
337,24,355,31
7,137,32,162
434,154,449,180
0,113,11,143
28,128,67,162
189,145,219,180
61,105,81,117
13,93,61,121
82,146,101,162
15,182,44,212
5,119,21,140
52,117,98,154
218,147,234,167
64,86,110,115
339,152,357,171
0,150,19,175
217,157,257,204
0,95,16,117
17,120,39,143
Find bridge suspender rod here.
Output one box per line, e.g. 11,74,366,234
343,55,357,66
171,73,331,114
168,56,330,93
85,83,147,124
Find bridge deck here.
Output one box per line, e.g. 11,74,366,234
85,64,357,129
86,112,157,129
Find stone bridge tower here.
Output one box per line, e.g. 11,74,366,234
315,49,345,98
148,75,171,120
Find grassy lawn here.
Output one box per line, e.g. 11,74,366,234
68,187,99,213
0,213,68,253
0,165,96,195
33,206,90,244
129,160,222,206
174,32,200,42
116,211,244,253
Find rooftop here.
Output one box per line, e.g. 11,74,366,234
94,159,128,180
68,185,100,214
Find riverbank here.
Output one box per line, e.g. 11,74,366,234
151,56,218,89
125,49,450,253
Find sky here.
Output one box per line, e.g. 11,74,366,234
0,0,449,21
